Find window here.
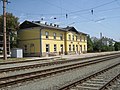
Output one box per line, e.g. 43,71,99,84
53,33,56,39
72,35,74,41
80,36,82,41
76,45,78,52
24,45,27,52
84,45,86,51
46,44,49,52
69,35,71,40
54,44,57,52
80,45,82,52
30,43,34,47
60,34,63,40
76,36,77,41
60,44,63,53
69,45,71,51
84,37,86,42
46,32,49,39
73,45,75,51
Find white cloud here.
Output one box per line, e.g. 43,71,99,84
50,16,54,19
40,21,47,24
71,16,78,19
19,13,27,23
54,22,62,24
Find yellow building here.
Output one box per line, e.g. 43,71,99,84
65,27,87,55
18,21,87,57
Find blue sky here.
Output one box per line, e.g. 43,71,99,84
0,0,120,41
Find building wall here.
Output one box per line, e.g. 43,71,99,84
18,27,40,56
18,27,87,57
65,31,87,54
41,28,65,56
80,34,87,53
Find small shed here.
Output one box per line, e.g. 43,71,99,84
11,48,23,58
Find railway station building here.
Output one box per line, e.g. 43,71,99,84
18,21,87,57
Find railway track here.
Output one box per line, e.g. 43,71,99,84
58,61,120,90
0,53,120,73
0,54,120,89
0,52,119,66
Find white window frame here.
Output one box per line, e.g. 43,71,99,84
53,33,56,39
46,32,49,39
60,34,63,40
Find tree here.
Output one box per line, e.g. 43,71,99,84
93,40,102,52
0,13,19,48
87,35,93,52
0,13,19,31
114,42,120,51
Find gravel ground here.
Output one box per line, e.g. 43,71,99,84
0,51,118,70
2,57,120,90
0,60,49,70
0,56,107,78
72,64,120,90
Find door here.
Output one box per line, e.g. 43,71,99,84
80,45,82,53
60,44,63,54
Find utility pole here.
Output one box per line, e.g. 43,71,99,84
3,0,7,60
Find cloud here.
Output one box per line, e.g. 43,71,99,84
71,16,78,19
54,22,62,24
19,13,27,23
50,16,54,19
40,20,47,24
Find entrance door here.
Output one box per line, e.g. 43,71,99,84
76,45,78,53
60,44,63,54
80,45,82,53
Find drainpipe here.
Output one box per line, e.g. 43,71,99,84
39,27,43,57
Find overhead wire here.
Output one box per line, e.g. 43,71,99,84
4,0,120,26
68,0,117,14
5,0,119,17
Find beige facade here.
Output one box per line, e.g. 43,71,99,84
18,21,87,57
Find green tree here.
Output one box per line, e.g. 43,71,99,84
114,42,120,51
0,13,19,48
87,35,93,52
93,40,102,52
0,13,19,31
101,45,108,52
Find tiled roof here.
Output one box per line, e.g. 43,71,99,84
19,20,66,31
19,20,87,35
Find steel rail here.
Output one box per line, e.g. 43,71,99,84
0,54,119,88
0,53,120,73
58,61,120,90
99,73,120,90
0,52,119,65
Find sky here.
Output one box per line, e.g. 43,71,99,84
0,0,120,41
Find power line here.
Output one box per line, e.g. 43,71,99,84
69,0,117,14
4,0,120,27
40,0,69,12
5,0,119,20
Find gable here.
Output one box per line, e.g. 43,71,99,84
19,21,39,29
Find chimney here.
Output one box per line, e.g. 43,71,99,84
50,23,52,26
45,22,47,25
57,25,59,27
35,21,40,23
67,26,69,28
54,24,56,27
100,32,102,39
